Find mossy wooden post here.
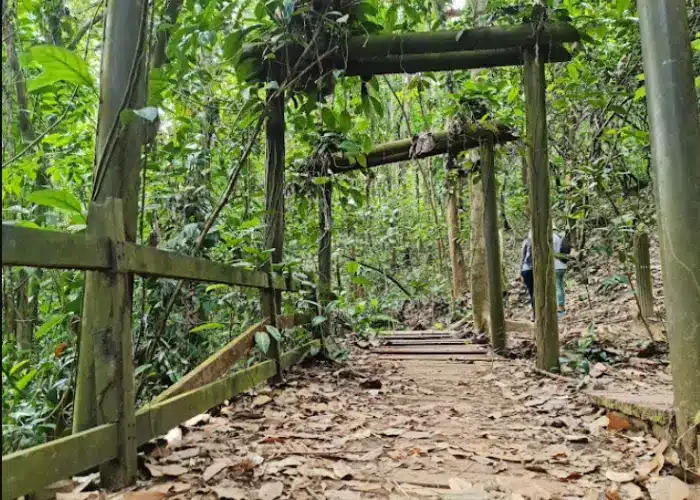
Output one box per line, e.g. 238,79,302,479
523,46,559,372
74,0,147,434
639,0,700,466
480,137,506,353
84,199,136,488
261,75,285,381
633,232,654,319
318,181,332,341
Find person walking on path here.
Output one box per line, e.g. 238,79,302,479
520,230,570,320
520,230,535,319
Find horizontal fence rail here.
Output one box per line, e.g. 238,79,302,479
1,340,320,500
2,224,301,292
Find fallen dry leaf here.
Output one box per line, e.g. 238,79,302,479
637,453,664,478
359,379,382,389
145,463,188,478
203,458,233,481
381,428,405,436
184,413,210,427
606,486,623,500
333,461,355,480
56,494,104,500
122,493,165,500
401,430,432,439
620,483,645,500
605,469,635,483
448,477,473,491
356,447,383,461
647,477,692,500
258,481,284,500
212,485,248,499
147,482,191,495
251,395,272,408
163,427,183,448
607,412,632,431
326,491,361,500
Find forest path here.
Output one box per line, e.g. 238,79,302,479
108,350,697,500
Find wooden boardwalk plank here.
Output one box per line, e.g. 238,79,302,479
372,345,489,355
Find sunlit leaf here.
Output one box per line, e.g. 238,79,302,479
189,322,225,333
255,331,270,353
35,314,68,339
25,45,94,92
27,189,83,215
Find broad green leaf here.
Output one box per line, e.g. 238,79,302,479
35,313,68,339
9,359,30,376
255,331,270,353
224,31,244,62
25,45,94,92
634,86,646,101
357,153,368,168
312,176,330,185
311,315,327,326
189,322,225,333
266,325,281,341
205,284,229,293
695,411,700,426
16,369,37,391
567,64,579,80
27,189,82,215
346,261,359,274
321,108,336,129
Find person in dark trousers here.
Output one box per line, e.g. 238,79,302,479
520,230,535,319
521,230,572,321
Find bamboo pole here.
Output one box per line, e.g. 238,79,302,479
344,45,571,77
332,128,516,172
345,22,579,58
481,137,506,353
633,232,654,319
523,46,559,372
261,83,285,382
638,0,700,467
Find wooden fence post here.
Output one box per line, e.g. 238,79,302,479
633,231,654,318
639,0,700,466
81,199,136,489
480,136,506,353
261,80,285,381
318,181,332,340
523,45,559,372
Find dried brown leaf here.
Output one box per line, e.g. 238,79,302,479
257,481,284,500
203,458,233,482
647,477,692,500
605,469,635,483
251,395,272,408
333,461,355,480
212,486,248,499
145,463,188,478
607,412,632,431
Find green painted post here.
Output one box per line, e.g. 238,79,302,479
638,0,700,466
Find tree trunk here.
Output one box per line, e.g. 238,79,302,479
481,137,505,352
633,232,654,319
318,182,332,339
523,46,559,372
446,170,468,299
74,0,148,442
639,0,700,467
260,87,285,381
470,172,489,333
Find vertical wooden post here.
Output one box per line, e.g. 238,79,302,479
639,0,700,466
480,137,506,353
445,167,468,300
318,181,332,340
633,232,654,319
74,0,147,434
85,199,136,488
523,46,559,372
261,83,285,381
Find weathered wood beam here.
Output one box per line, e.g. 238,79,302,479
241,22,579,70
2,224,301,292
1,424,118,500
331,128,516,173
2,224,110,270
345,45,571,77
151,319,269,404
346,22,580,58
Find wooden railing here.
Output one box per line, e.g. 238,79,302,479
1,198,319,500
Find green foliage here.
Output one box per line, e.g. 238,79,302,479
23,45,94,92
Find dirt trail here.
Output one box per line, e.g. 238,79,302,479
87,351,696,500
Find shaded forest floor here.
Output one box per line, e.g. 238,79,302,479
67,351,697,500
